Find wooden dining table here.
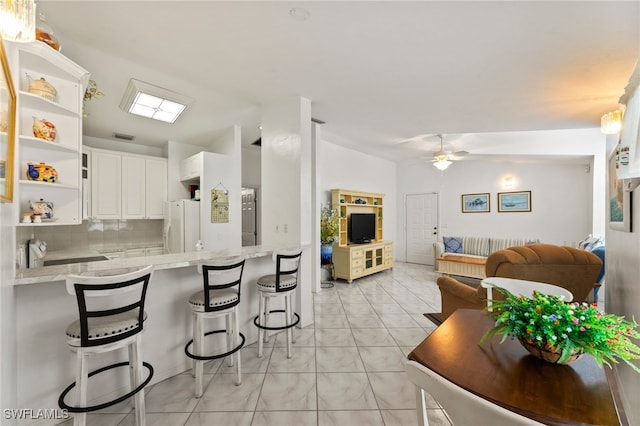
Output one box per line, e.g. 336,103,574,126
408,309,625,426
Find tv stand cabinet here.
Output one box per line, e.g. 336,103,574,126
333,241,393,283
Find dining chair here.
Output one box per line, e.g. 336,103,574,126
481,277,573,311
405,360,544,426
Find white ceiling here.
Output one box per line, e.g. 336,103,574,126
37,1,639,161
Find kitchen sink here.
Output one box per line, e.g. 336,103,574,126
43,256,110,266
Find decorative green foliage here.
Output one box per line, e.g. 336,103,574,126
320,205,339,245
481,286,640,371
83,79,104,118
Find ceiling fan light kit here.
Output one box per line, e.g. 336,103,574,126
433,159,452,171
430,134,463,171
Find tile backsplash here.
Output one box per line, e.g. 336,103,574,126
17,219,164,252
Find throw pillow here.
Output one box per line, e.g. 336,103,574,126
443,237,463,253
578,235,604,251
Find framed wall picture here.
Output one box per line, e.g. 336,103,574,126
461,193,490,213
498,191,531,212
608,148,631,232
0,38,16,203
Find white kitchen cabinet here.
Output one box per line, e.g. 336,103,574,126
7,41,90,226
90,147,167,219
91,150,122,219
179,153,202,181
122,155,146,219
145,158,167,219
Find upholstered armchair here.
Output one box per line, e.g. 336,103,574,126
437,243,603,321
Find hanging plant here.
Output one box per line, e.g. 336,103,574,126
83,79,104,117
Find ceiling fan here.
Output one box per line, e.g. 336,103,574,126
427,134,469,170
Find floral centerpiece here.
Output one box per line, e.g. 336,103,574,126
481,286,640,371
320,205,339,264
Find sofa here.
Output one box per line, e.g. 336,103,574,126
434,236,536,279
437,243,603,320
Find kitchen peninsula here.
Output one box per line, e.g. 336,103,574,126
12,244,308,419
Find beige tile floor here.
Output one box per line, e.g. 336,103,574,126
60,262,454,426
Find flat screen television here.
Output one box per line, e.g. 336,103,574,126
349,213,376,244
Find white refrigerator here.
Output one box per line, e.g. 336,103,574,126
164,200,200,254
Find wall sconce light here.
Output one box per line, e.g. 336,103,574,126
601,110,623,134
503,176,514,188
0,0,36,42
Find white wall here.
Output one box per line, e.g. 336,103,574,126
395,128,606,261
199,128,242,251
260,97,314,328
396,159,593,251
318,139,397,247
0,203,16,425
605,70,640,425
242,147,261,188
261,98,308,246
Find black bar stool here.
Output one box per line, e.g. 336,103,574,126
253,249,302,359
185,257,246,397
58,266,155,426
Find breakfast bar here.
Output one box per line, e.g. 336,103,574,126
11,244,311,420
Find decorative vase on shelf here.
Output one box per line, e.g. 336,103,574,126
32,117,56,141
35,13,61,51
26,162,57,183
320,244,333,265
26,74,57,101
29,198,54,219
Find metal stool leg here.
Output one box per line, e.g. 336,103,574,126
131,336,146,426
191,312,197,378
194,314,205,398
74,351,88,426
257,293,265,358
263,297,270,343
234,308,242,385
290,290,296,344
285,294,292,358
128,344,136,409
225,314,234,367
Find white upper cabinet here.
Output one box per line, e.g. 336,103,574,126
91,150,121,219
145,157,167,219
6,41,90,226
122,155,146,219
90,147,167,220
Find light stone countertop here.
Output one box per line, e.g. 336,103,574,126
14,244,301,285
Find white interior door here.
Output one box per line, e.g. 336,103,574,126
405,193,439,265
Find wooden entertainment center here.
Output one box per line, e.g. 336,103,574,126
331,189,394,283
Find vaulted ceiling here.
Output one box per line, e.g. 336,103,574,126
38,1,639,161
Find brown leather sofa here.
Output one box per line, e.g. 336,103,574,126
437,243,603,320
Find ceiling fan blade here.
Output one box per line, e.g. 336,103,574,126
454,150,469,156
395,133,437,145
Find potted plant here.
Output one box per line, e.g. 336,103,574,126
481,286,640,371
320,205,339,265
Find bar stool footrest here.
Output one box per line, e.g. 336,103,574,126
253,310,300,331
185,330,246,361
58,361,153,413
